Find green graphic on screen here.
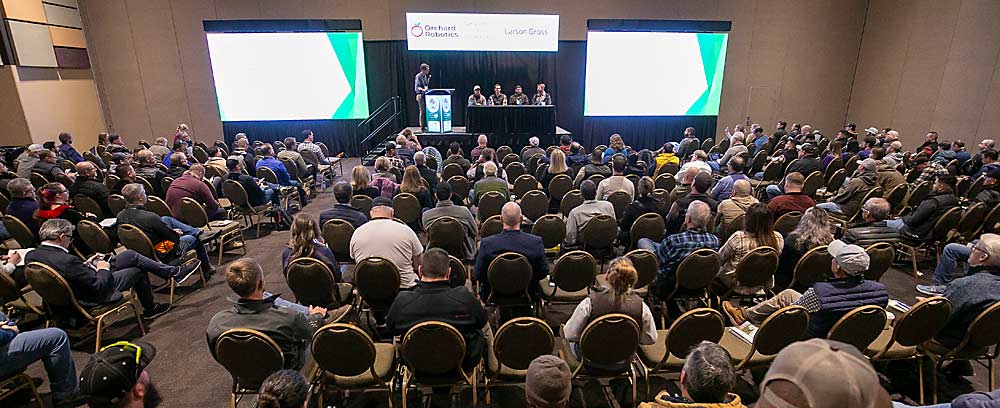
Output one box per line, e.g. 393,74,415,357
584,31,729,116
207,32,370,121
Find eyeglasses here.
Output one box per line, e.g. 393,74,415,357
972,245,988,256
101,341,144,365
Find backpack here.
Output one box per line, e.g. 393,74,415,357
271,208,293,230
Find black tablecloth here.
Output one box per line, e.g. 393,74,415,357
466,106,556,134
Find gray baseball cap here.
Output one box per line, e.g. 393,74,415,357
828,239,870,275
858,158,878,173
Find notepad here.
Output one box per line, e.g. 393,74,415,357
99,218,117,228
7,249,33,266
728,321,759,344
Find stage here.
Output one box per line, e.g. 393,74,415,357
409,126,571,152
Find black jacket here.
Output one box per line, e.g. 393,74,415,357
619,196,668,242
901,192,959,240
385,281,488,370
71,176,112,216
416,164,439,190
32,161,63,181
318,204,369,229
25,244,119,309
786,156,823,177
227,173,267,206
843,221,900,247
117,205,181,260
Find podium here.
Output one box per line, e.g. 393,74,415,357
424,89,453,133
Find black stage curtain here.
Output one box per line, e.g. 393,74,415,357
222,120,361,156
582,116,718,151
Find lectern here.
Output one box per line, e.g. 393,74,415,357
424,89,454,133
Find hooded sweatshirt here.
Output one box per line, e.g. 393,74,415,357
829,170,878,217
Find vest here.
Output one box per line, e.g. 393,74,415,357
805,277,888,339
587,291,644,327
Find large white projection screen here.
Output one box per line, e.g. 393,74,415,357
584,31,729,116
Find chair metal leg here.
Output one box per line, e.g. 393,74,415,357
933,357,943,404
991,358,995,390
94,315,105,352
230,392,236,408
918,356,925,404
909,247,920,277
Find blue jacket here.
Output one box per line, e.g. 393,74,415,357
806,277,888,339
256,156,292,185
58,143,84,163
951,389,1000,408
474,230,548,299
602,147,629,163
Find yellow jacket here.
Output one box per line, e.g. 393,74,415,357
639,391,746,408
655,153,680,170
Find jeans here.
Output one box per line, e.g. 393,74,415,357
934,242,974,285
160,216,211,268
637,238,659,253
746,289,802,325
0,316,78,397
0,222,10,240
766,184,784,201
886,218,905,231
816,202,843,214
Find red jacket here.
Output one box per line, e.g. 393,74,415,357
165,174,219,215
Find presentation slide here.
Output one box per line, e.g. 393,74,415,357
206,32,369,121
406,13,559,52
584,31,728,116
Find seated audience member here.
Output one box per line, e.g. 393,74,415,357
349,165,380,199
975,167,1000,206
711,157,748,201
165,164,226,221
33,149,66,181
912,154,950,185
654,142,680,173
671,167,700,203
525,355,572,408
629,150,654,177
371,157,400,197
541,149,573,189
350,197,423,289
162,142,186,168
717,132,748,168
79,340,162,408
423,183,477,260
766,173,815,217
602,133,630,163
666,172,718,234
108,152,132,175
150,136,171,158
106,134,130,154
574,150,613,186
398,165,434,211
596,155,635,201
165,151,191,179
276,138,312,180
256,144,308,205
885,175,958,240
57,132,84,163
639,201,719,298
319,181,368,229
953,140,971,165
118,183,214,275
207,259,328,370
395,135,416,166
842,197,899,247
715,179,758,235
521,136,545,162
716,203,784,295
816,158,878,215
15,144,43,179
641,342,744,408
754,339,893,408
203,146,229,176
723,240,888,339
36,182,96,225
764,144,820,200
619,176,668,243
413,151,438,190
281,214,340,283
564,257,657,368
0,310,79,406
442,142,472,173
0,161,16,195
226,158,280,208
297,130,331,165
871,147,904,193
470,134,489,163
776,207,835,289
134,149,167,196
973,149,1000,179
474,202,548,299
677,127,699,158
471,162,509,205
227,137,252,170
677,150,713,181
27,219,192,320
256,370,308,408
6,178,39,230
564,180,616,247
468,148,505,182
386,248,488,371
113,164,137,195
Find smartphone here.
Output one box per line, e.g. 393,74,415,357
4,319,18,327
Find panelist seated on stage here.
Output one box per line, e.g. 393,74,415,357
509,84,529,105
487,83,507,106
532,83,552,106
468,85,487,106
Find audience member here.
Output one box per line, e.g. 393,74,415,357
281,214,340,283
639,201,719,298
256,144,308,205
443,142,472,173
57,132,84,163
36,182,96,225
711,157,748,201
602,133,630,162
871,147,905,192
718,132,747,168
640,342,744,408
676,127,699,159
670,167,700,203
6,178,39,231
475,202,548,299
350,165,381,199
166,149,191,178
423,182,478,260
574,150,612,186
350,197,423,289
619,176,668,243
371,156,400,196
655,142,680,173
715,179,758,235
767,173,815,217
413,151,438,190
80,341,161,408
677,150,713,181
525,355,572,408
15,144,44,178
666,172,718,233
113,164,137,195
842,198,898,247
165,164,225,220
149,137,171,159
319,181,368,228
565,180,615,247
134,149,167,196
817,158,878,216
471,162,509,205
204,146,230,176
118,183,214,275
398,165,434,210
470,134,489,162
297,130,330,165
0,310,79,406
973,149,1000,179
468,148,505,182
776,207,835,289
520,137,545,162
597,155,635,200
912,155,949,185
33,149,66,181
715,203,783,295
542,149,572,190
277,137,312,179
256,370,308,408
394,135,416,166
974,167,1000,206
226,158,280,208
885,175,958,240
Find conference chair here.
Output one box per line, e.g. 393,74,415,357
351,194,373,214
73,194,104,220
322,219,355,265
222,180,269,238
0,266,45,318
607,191,632,220
0,369,42,408
399,321,478,408
662,249,720,316
210,328,284,408
650,189,672,213
864,242,895,282
843,155,860,175
587,174,606,187
559,314,642,407
505,161,526,182
719,305,810,371
160,177,174,197
477,215,502,240
29,172,48,188
896,207,961,277
284,257,352,309
982,203,1000,235
2,214,37,248
519,190,549,222
483,317,555,405
441,163,464,182
956,202,988,242
820,169,848,198
924,301,1000,403
714,246,779,302
638,308,725,398
192,145,210,163
256,166,299,210
73,220,116,259
486,252,535,315
831,187,883,227
427,216,468,260
904,181,933,211
655,162,679,178
866,297,951,404
884,184,909,215
787,246,831,291
800,171,824,198
353,257,400,324
512,174,539,198
145,195,173,217
25,262,145,352
0,192,8,215
827,305,888,353
966,175,987,200
700,138,714,152
107,194,126,216
826,156,845,180
447,255,469,289
772,211,801,238
501,153,520,168
279,157,314,194
540,251,597,307
55,173,74,191
547,174,573,205
310,323,396,408
530,214,566,252
715,213,745,244
653,173,676,191
624,249,659,297
580,214,618,266
117,224,204,305
749,151,768,175
176,197,245,265
104,175,120,192
392,193,422,229
629,213,666,250
477,191,506,222
446,176,470,205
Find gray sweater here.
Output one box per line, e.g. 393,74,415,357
938,268,1000,348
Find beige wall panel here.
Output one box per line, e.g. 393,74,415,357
258,0,303,18
0,67,32,146
976,54,1000,142
13,66,104,146
49,26,86,48
808,0,868,134
714,0,756,133
303,0,390,39
9,21,58,67
3,0,48,23
44,3,83,28
214,0,261,19
170,0,223,142
126,0,189,140
847,0,909,133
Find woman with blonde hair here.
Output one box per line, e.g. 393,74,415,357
564,257,657,368
281,213,340,282
350,165,379,198
775,206,835,289
716,203,784,295
398,165,433,210
541,149,573,212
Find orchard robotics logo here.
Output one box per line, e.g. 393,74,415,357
427,95,439,112
411,22,423,37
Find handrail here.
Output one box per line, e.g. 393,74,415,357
358,96,400,133
357,96,401,156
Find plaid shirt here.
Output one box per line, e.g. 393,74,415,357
915,161,949,185
655,227,721,283
794,288,821,313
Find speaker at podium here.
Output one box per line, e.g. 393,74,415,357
424,89,453,133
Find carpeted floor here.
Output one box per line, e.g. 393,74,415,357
14,157,991,407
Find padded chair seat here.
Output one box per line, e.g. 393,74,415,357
718,330,774,367
921,340,989,359
539,277,589,302
218,198,232,208
326,342,396,387
637,330,684,369
865,328,917,359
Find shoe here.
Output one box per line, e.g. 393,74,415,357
173,261,201,285
722,301,747,325
141,303,171,320
916,284,946,296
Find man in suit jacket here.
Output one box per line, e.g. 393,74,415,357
474,202,548,300
25,219,197,320
117,183,215,276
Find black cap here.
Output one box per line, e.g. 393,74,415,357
911,155,931,165
80,341,157,406
385,141,397,150
988,167,1000,180
372,196,393,208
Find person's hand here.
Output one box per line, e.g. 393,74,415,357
95,260,111,270
1,322,18,334
174,229,183,234
725,127,730,134
7,252,21,265
308,306,327,316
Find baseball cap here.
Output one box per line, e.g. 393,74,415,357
798,143,818,154
911,155,931,165
80,341,157,406
371,196,393,208
525,355,571,408
827,239,870,275
384,141,397,150
988,167,1000,180
28,143,46,152
858,158,877,172
759,339,891,408
473,85,481,90
865,127,879,135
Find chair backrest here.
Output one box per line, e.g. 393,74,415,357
160,176,174,194
530,214,566,249
625,249,659,289
505,159,526,179
961,301,1000,350
493,317,555,371
827,305,887,351
930,207,962,242
752,305,810,357
661,308,725,363
800,171,824,198
559,189,584,216
77,220,114,255
700,138,714,152
448,255,468,288
760,161,783,182
256,166,279,184
480,215,503,239
884,184,908,213
550,251,598,293
657,162,679,178
441,163,464,181
587,174,606,186
906,181,932,209
0,193,8,213
478,191,506,222
734,246,779,289
108,194,126,216
717,213,745,244
750,150,768,174
675,249,720,291
966,176,986,200
176,197,210,228
55,172,74,190
578,314,640,370
401,321,467,376
520,190,549,221
983,203,1000,235
790,245,831,290
312,323,378,377
825,168,848,193
487,252,533,298
654,173,676,191
221,180,250,210
117,224,158,260
24,261,80,311
392,193,421,224
548,174,573,203
864,242,894,281
427,216,466,258
847,188,883,223
2,214,37,248
74,195,104,219
192,145,210,163
581,214,617,250
958,202,988,239
284,257,340,308
826,156,844,180
0,268,24,307
887,296,952,349
354,257,400,310
607,191,632,219
351,195,373,214
446,175,470,203
279,158,301,181
29,172,48,188
513,174,539,198
145,195,174,217
321,219,355,262
212,329,284,390
843,155,860,175
773,211,801,238
496,146,514,160
630,213,666,249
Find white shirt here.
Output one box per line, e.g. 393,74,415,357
563,297,658,345
349,218,423,288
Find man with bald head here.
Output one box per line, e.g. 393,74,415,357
639,200,720,298
474,202,548,300
166,163,225,220
715,179,757,233
351,197,423,289
671,166,702,203
71,160,113,216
